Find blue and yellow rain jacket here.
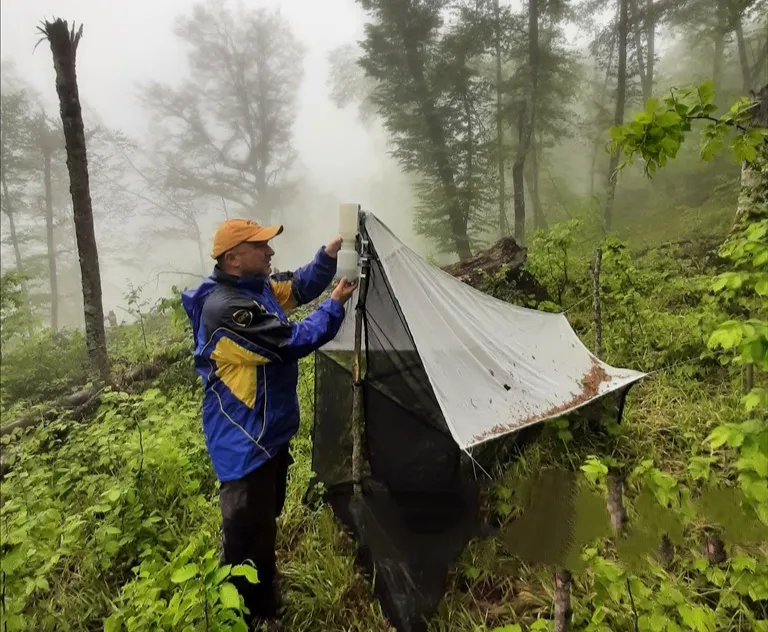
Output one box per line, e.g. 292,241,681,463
182,247,345,482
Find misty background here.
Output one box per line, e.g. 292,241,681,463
1,0,765,331
1,0,429,327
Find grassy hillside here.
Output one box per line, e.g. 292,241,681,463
1,201,766,631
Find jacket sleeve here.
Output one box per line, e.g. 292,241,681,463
269,247,338,312
203,292,345,364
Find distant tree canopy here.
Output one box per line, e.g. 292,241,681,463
139,1,305,225
329,0,766,260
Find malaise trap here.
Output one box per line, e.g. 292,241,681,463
307,206,646,632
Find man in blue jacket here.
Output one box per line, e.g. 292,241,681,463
182,218,357,626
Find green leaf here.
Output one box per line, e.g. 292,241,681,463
171,563,199,584
756,278,768,296
743,388,767,412
731,554,757,572
231,564,258,585
733,135,759,163
104,615,123,632
219,582,241,610
697,81,716,105
656,111,681,128
736,443,768,478
212,564,232,586
705,425,733,449
677,603,716,632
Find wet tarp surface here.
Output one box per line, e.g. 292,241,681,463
362,213,646,449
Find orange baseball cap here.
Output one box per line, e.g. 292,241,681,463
211,218,284,259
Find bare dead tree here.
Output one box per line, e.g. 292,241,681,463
38,18,110,383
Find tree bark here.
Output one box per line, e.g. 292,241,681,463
589,28,617,202
513,101,530,244
630,0,649,102
43,19,110,383
494,0,509,238
603,0,629,234
43,147,59,332
554,570,572,632
646,0,654,99
712,0,728,93
526,132,547,230
733,15,751,94
1,176,25,278
512,0,539,245
732,84,768,234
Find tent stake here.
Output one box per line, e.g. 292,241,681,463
351,215,370,499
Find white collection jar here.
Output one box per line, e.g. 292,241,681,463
336,203,360,281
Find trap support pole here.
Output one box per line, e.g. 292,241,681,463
351,207,370,499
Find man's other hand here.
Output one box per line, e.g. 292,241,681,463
325,235,343,258
330,277,358,305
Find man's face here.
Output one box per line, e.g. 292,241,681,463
224,240,275,277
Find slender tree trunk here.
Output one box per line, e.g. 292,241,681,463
646,0,654,98
713,0,728,93
1,187,24,277
193,221,207,275
603,0,628,234
513,0,539,245
43,149,59,332
513,101,531,244
494,0,509,238
554,570,572,632
527,132,547,230
43,19,110,383
630,0,649,102
589,30,617,201
734,16,752,94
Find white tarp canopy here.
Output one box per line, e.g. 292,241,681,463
327,212,646,451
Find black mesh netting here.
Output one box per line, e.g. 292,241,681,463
307,220,635,631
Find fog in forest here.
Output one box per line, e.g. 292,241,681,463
1,0,765,330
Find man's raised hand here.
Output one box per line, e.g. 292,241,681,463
325,235,343,258
330,277,358,305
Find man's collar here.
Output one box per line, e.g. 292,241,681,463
212,265,267,292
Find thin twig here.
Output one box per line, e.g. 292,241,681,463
626,577,639,632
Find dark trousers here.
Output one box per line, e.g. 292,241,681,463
219,444,293,623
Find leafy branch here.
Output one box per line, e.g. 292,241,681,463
609,80,768,176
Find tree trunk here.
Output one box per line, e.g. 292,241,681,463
1,170,26,280
527,132,547,231
193,221,207,275
589,29,617,202
494,0,509,238
513,0,540,245
630,0,649,102
554,570,572,632
732,84,768,233
713,0,728,93
646,0,654,99
603,0,628,234
734,16,751,94
394,8,472,260
44,148,59,332
43,19,110,383
513,102,530,244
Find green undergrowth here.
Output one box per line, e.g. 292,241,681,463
2,206,767,631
